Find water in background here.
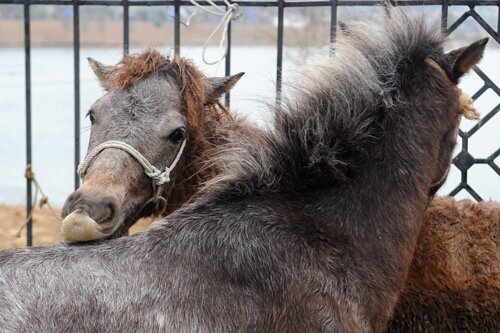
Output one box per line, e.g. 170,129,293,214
0,46,499,206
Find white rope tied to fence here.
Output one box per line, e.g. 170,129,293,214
183,0,243,70
16,165,60,238
77,139,186,210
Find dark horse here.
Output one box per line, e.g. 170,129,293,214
0,11,486,332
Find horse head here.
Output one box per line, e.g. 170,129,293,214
337,18,486,203
61,51,243,242
423,37,487,199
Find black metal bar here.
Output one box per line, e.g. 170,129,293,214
490,161,500,175
174,0,180,56
465,184,483,202
123,0,129,55
4,0,500,7
469,7,500,43
471,84,488,100
73,0,80,190
474,66,500,96
330,0,338,46
225,17,232,107
448,184,463,196
491,147,500,160
446,11,469,34
462,135,468,151
276,0,284,103
441,0,448,31
24,0,32,247
466,103,500,136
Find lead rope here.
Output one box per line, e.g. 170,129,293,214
182,0,243,72
77,139,186,212
15,165,60,238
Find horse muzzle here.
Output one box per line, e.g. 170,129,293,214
61,190,123,242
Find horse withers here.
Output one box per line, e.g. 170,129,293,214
0,10,487,332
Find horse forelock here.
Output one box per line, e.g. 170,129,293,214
109,49,169,90
201,9,449,198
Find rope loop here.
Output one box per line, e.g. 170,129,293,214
183,0,243,70
78,139,186,211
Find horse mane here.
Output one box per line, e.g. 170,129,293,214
203,9,446,197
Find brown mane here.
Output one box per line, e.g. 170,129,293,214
110,50,169,90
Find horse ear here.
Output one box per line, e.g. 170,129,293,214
445,38,488,83
206,72,245,105
338,21,352,36
87,57,113,89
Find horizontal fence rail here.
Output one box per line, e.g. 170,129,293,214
0,0,498,245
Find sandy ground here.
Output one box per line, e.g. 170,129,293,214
0,204,154,249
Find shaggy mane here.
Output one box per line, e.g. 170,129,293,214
203,9,446,196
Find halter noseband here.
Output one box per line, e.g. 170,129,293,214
77,139,187,213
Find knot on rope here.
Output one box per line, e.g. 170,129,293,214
24,165,49,209
24,164,35,180
146,168,171,186
228,3,243,20
184,0,244,70
16,164,59,238
458,90,481,121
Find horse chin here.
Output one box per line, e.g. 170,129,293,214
61,210,121,242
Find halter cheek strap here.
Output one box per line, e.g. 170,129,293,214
77,139,187,212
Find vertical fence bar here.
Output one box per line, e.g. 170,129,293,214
441,0,448,32
276,0,284,103
123,0,130,55
225,18,232,107
329,0,338,55
73,0,80,190
330,0,337,45
174,0,180,56
24,0,32,247
9,0,500,247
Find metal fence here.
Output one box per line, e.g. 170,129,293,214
0,0,498,246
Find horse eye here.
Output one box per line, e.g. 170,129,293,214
168,128,186,144
87,110,95,125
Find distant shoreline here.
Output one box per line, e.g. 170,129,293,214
0,20,492,48
0,20,322,47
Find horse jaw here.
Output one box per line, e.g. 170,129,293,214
61,210,117,242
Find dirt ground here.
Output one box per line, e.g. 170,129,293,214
0,204,154,249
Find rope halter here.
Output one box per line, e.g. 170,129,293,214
77,139,187,213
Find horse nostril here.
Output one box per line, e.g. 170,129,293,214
67,191,81,204
62,191,83,218
101,198,117,221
